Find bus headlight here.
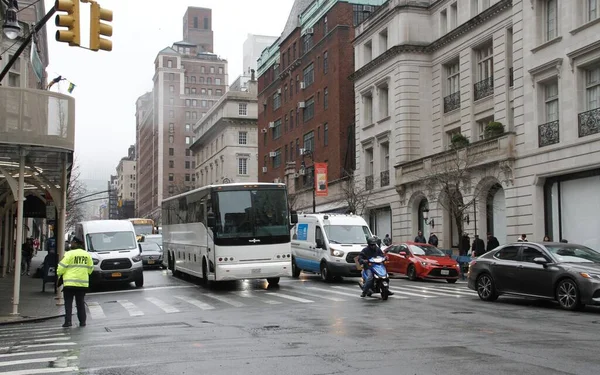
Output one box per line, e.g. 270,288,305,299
331,249,343,257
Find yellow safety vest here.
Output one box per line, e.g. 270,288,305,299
57,248,94,288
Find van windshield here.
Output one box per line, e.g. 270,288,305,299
323,225,371,245
86,232,137,252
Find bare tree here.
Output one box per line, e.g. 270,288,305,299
287,192,299,212
65,159,87,230
338,173,376,216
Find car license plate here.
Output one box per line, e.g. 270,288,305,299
251,268,261,274
441,269,450,276
111,272,122,278
148,260,155,264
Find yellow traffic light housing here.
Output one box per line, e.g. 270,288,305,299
90,2,113,51
55,0,81,46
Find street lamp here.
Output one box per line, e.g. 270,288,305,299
298,149,316,213
2,0,22,40
422,208,435,228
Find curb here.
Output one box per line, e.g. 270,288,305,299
0,314,64,326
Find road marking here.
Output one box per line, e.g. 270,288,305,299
87,302,106,319
401,284,476,296
331,285,412,299
0,349,70,359
285,288,346,302
0,327,66,335
0,355,77,367
145,297,180,313
20,337,71,343
89,285,196,296
203,293,245,308
117,300,144,316
0,367,79,374
428,285,477,294
0,332,67,339
0,342,77,351
174,296,215,310
265,293,313,303
235,291,282,305
305,286,362,298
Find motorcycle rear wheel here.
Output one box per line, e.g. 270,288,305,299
381,286,389,300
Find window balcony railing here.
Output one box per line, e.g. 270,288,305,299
578,107,600,138
443,91,461,113
380,170,390,187
365,175,374,190
474,76,494,101
538,120,559,147
509,67,514,87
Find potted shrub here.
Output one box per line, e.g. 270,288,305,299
450,133,470,149
484,121,504,138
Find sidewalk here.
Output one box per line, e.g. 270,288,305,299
0,250,65,325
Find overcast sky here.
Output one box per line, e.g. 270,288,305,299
43,0,293,182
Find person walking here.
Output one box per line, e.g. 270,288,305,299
486,232,500,251
428,233,439,247
471,235,486,257
414,230,427,244
57,237,93,328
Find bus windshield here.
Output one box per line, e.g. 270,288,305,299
214,189,289,238
133,224,153,236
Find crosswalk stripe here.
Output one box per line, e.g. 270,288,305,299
285,288,346,302
394,286,464,297
0,342,77,351
87,302,106,319
401,284,476,296
174,296,215,310
203,293,245,308
145,297,180,314
235,291,282,305
117,300,144,316
0,366,79,374
265,293,313,303
20,337,71,343
0,327,66,335
0,355,78,368
332,285,432,298
0,332,67,339
429,285,477,294
0,349,70,359
305,286,362,298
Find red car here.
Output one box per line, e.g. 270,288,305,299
384,242,461,283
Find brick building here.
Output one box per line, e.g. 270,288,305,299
257,0,385,212
135,7,228,222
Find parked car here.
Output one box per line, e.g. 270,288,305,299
467,242,600,311
139,242,164,269
142,234,163,250
384,242,461,283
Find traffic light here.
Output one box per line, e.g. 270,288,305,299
55,0,81,46
89,1,113,51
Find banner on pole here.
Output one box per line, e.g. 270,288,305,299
314,163,328,197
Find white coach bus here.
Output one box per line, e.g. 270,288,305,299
161,183,298,285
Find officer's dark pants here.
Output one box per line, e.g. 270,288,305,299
63,287,87,324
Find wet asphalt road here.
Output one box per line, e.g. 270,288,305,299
2,269,600,375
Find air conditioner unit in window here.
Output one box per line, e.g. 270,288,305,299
268,121,275,128
277,88,282,95
300,82,306,89
298,101,306,108
269,151,277,157
307,28,314,35
262,167,268,173
261,128,268,133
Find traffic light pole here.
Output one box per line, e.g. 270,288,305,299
0,5,56,84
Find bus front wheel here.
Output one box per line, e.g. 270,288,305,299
267,277,280,286
201,259,209,286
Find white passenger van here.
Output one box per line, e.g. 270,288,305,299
73,220,144,288
291,213,373,281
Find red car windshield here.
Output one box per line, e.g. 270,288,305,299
408,244,445,256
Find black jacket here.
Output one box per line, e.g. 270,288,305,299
428,235,439,247
414,235,427,243
358,245,384,266
472,238,486,256
487,236,500,251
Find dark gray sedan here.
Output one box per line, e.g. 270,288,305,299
139,242,165,269
467,242,600,311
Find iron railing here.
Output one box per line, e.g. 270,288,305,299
578,107,600,138
538,120,559,147
474,76,494,101
365,175,374,190
443,91,461,113
380,170,390,187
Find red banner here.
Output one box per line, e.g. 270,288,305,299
314,163,328,197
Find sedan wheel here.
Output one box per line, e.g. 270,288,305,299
556,279,583,311
407,264,417,281
476,274,498,302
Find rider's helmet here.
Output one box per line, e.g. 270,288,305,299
366,236,378,246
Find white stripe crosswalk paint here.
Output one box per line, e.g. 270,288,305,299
20,337,71,343
0,367,79,375
117,300,144,316
203,293,246,308
265,293,313,303
394,286,464,297
401,284,476,296
429,285,477,294
0,327,66,335
330,285,413,299
235,291,282,305
0,349,70,359
174,296,215,310
145,297,180,314
0,332,67,339
332,285,432,298
0,342,77,351
284,288,346,302
87,302,106,319
0,355,77,368
305,286,408,299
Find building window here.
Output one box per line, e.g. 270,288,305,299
545,0,558,41
324,123,329,146
474,44,494,100
239,103,247,116
364,40,373,65
185,99,191,107
303,97,315,122
169,173,174,182
539,80,559,147
450,3,458,29
284,85,288,101
169,148,174,156
323,51,328,74
585,66,600,110
446,128,462,148
273,119,282,140
322,87,329,110
185,111,190,119
169,85,174,93
169,123,174,133
290,110,294,129
193,16,198,28
218,67,224,74
587,0,599,21
215,78,221,85
364,148,374,187
379,29,388,53
363,92,373,125
303,131,314,152
238,158,248,175
303,34,313,53
192,99,197,107
545,81,559,123
239,131,247,145
169,160,174,168
380,142,390,187
273,149,282,168
167,60,173,68
201,100,207,108
477,116,494,140
186,136,191,145
191,76,196,83
204,17,209,29
185,161,191,169
296,75,300,93
273,92,281,110
303,64,314,87
169,98,174,105
186,149,191,157
353,4,372,26
216,89,222,95
444,60,461,113
169,73,174,80
440,9,448,35
296,138,300,157
207,77,212,84
169,110,174,118
284,114,288,132
378,84,389,119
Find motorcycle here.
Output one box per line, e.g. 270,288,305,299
358,256,391,300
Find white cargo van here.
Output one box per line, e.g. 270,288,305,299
73,220,144,288
291,213,373,281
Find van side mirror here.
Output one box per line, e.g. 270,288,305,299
290,210,298,224
207,212,216,228
315,238,325,249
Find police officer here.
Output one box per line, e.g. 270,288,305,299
57,237,93,328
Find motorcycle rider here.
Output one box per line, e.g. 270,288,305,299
358,236,393,297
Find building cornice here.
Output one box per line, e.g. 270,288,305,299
350,0,513,81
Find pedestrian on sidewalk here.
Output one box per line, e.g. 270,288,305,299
21,238,35,275
57,237,93,328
